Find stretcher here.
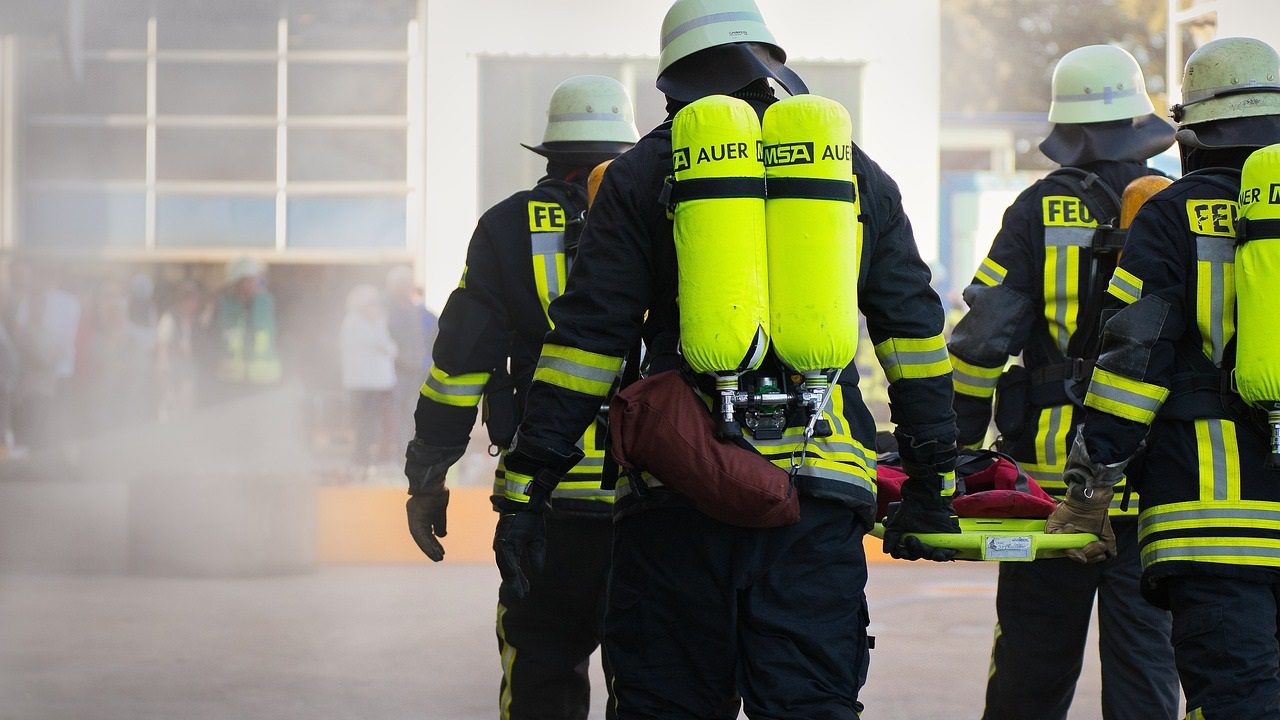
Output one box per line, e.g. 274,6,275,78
870,518,1099,562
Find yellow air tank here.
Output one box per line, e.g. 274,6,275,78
1235,143,1280,467
670,95,769,437
762,94,860,421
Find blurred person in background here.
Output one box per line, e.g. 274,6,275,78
128,272,158,328
385,265,430,462
156,280,205,420
3,258,81,450
75,278,156,435
490,1,958,715
208,256,282,403
342,283,398,474
404,75,636,719
947,45,1180,720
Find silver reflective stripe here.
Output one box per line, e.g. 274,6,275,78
1209,419,1229,501
536,355,618,386
750,436,875,467
1140,506,1280,528
661,10,764,48
1143,544,1280,562
1053,86,1138,104
548,111,626,123
1197,236,1233,364
1110,272,1142,302
1045,226,1094,247
506,477,532,496
800,464,876,494
531,232,565,255
1088,379,1163,418
571,456,606,468
953,366,1000,390
882,346,950,371
1042,405,1065,468
425,374,485,398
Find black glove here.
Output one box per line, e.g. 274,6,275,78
493,510,546,600
404,438,467,561
884,432,961,561
882,484,962,561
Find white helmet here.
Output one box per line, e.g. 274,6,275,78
656,0,806,102
1048,45,1155,124
1171,37,1280,151
522,75,638,161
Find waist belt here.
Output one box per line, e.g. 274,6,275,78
1028,357,1094,408
1162,368,1268,436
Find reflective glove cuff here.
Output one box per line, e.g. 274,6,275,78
895,430,958,497
500,441,585,512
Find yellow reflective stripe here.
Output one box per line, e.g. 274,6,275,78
941,470,956,497
530,231,568,327
458,265,468,289
766,455,876,495
974,256,1007,287
420,365,491,407
553,479,615,504
1032,405,1070,481
1042,245,1081,353
1107,266,1143,305
496,602,516,719
1187,708,1205,720
1142,536,1280,568
532,344,623,397
504,469,534,503
1195,419,1242,502
1139,500,1280,541
874,335,951,383
1195,236,1236,366
1084,367,1168,425
951,353,1002,398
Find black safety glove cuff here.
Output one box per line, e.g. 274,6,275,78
505,437,585,477
895,430,958,481
405,438,468,496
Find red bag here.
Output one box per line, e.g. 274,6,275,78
875,449,1058,521
608,370,800,528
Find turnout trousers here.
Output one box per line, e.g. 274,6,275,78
605,495,869,720
496,514,613,720
983,517,1179,720
1167,575,1280,720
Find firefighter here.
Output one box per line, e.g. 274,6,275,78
491,1,959,716
403,75,638,720
948,45,1180,719
1048,36,1280,719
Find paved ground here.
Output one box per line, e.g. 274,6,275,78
0,563,1160,719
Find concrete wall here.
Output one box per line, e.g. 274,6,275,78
422,0,942,311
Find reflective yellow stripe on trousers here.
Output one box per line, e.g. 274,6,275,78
1140,500,1280,569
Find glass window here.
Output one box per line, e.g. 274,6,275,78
288,128,405,182
157,128,276,182
156,1,279,50
287,197,405,248
156,195,276,247
24,59,145,116
24,127,145,182
287,0,415,51
83,2,149,50
288,63,407,116
23,189,145,249
158,62,276,116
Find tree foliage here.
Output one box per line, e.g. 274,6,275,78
941,0,1169,115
